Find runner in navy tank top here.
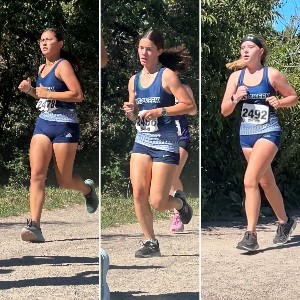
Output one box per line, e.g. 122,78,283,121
123,29,196,258
221,34,297,251
18,28,98,243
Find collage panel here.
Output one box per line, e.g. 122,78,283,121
0,1,99,299
101,0,199,299
202,1,300,299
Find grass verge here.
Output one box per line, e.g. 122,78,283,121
101,195,199,228
0,186,88,218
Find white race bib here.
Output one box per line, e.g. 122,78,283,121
135,117,158,132
36,98,57,112
241,103,269,125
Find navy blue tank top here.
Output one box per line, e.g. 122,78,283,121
134,66,176,128
133,66,178,153
36,58,76,110
237,67,281,135
174,99,190,141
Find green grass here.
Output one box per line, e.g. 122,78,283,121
0,186,88,218
101,195,199,228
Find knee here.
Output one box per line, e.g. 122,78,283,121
150,197,165,211
260,179,276,191
244,175,259,190
30,172,46,185
133,189,149,204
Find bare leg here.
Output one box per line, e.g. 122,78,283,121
53,142,90,195
259,167,288,224
150,161,182,211
242,139,279,232
29,134,53,226
169,147,188,196
130,153,154,240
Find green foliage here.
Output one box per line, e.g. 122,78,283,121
0,186,88,217
0,0,99,187
101,0,199,196
101,195,199,228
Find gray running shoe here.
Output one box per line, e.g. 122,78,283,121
84,179,99,213
273,215,296,245
236,231,259,251
175,190,193,224
21,219,45,243
135,240,161,258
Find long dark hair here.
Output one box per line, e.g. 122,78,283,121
139,29,191,73
42,28,82,81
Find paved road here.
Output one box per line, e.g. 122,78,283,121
101,214,199,300
0,205,99,300
202,211,300,300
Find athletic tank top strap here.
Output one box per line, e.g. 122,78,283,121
38,58,64,76
36,58,76,112
237,69,246,87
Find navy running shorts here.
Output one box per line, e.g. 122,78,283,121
240,131,281,149
178,139,191,154
131,142,180,165
33,117,80,143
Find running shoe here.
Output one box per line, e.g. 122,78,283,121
236,231,259,251
101,248,110,300
84,179,99,213
170,212,184,233
273,215,297,245
175,190,193,224
21,219,45,243
135,240,161,258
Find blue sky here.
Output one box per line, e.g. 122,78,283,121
274,0,298,31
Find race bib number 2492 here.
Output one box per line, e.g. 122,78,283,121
241,103,269,125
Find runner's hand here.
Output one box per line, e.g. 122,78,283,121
18,77,32,93
36,84,48,98
123,102,135,116
233,85,248,101
266,96,281,108
138,109,160,121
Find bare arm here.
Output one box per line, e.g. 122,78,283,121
123,75,138,121
162,69,194,116
221,70,248,117
183,84,197,115
35,60,84,102
267,67,298,108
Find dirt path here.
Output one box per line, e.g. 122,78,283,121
101,214,199,300
202,211,300,300
0,204,99,300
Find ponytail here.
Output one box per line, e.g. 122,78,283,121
159,44,191,73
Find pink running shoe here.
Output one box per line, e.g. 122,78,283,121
170,213,184,233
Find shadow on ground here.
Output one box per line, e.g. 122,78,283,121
202,209,300,231
239,234,300,256
111,291,199,300
0,255,99,289
0,270,98,289
0,255,98,267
